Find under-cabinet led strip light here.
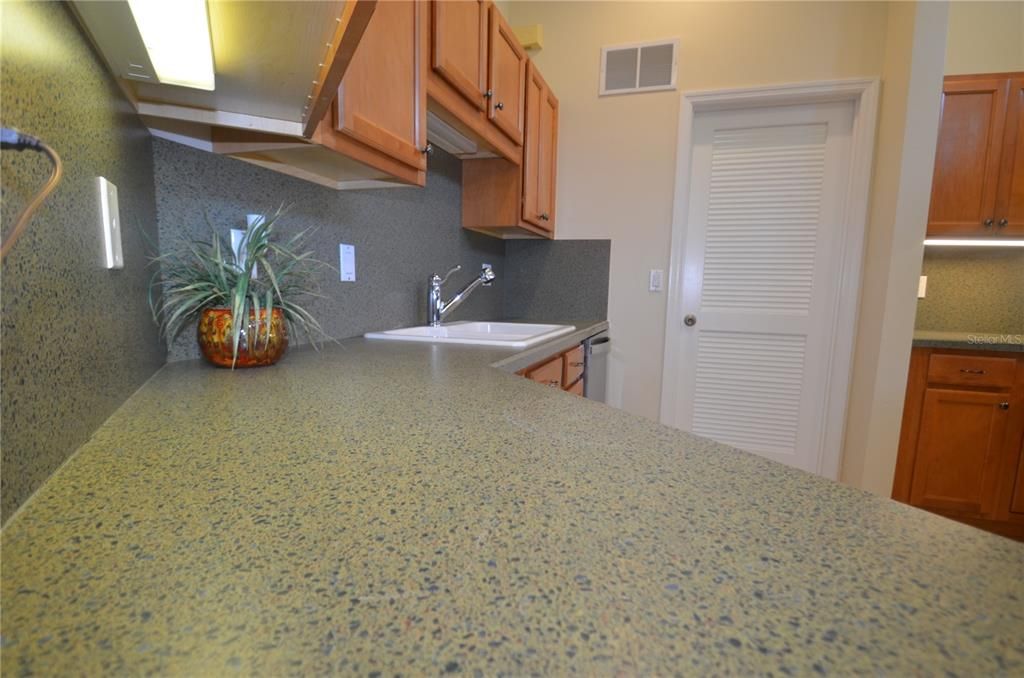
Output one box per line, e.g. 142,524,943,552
127,0,215,91
923,239,1024,247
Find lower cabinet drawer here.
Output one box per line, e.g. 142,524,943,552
566,378,584,396
927,354,1017,389
526,356,563,388
563,345,585,385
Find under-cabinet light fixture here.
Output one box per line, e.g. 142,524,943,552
923,238,1024,248
127,0,215,91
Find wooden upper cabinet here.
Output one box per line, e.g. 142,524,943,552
927,76,1009,236
522,62,558,230
332,0,427,179
487,6,527,145
927,73,1024,237
431,0,487,111
908,388,1011,517
994,77,1024,236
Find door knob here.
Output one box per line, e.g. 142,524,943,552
984,218,995,227
684,314,697,327
998,218,1009,228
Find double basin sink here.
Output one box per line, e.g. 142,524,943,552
365,321,576,349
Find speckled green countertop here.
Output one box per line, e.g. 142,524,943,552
913,330,1024,353
4,322,1024,676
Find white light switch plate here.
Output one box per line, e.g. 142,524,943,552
649,269,664,292
97,177,123,269
918,275,927,298
339,243,355,282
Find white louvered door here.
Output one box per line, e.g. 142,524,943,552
673,102,853,473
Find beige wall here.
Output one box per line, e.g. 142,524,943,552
840,2,949,495
946,1,1024,74
503,1,891,420
504,1,949,494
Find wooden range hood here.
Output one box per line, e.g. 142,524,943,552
69,0,419,190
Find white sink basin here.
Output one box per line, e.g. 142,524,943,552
365,321,576,348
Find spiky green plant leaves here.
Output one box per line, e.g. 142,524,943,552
149,205,330,367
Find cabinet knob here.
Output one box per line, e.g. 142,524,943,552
540,213,550,221
547,379,560,387
494,101,505,111
485,89,493,99
421,143,433,155
998,218,1009,228
998,402,1010,410
984,218,995,227
684,314,697,327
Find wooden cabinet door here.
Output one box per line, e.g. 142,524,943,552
336,0,427,171
526,355,563,388
927,77,1009,236
487,5,526,144
1012,440,1024,514
909,388,1011,516
431,0,487,111
521,62,558,230
994,77,1024,236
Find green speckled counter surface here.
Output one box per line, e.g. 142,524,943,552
4,322,1024,676
913,330,1024,353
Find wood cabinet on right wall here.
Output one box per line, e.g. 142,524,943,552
927,72,1024,237
893,348,1024,540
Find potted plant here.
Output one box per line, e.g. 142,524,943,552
149,205,328,368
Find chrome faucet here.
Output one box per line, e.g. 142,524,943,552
428,264,496,327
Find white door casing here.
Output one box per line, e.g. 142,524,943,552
660,80,880,479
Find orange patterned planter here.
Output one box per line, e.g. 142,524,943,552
197,307,288,368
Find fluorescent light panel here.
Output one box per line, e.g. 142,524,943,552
924,238,1024,247
127,0,215,90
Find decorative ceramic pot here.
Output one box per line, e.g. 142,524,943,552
197,307,288,368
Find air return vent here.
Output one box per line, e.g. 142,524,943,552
599,39,679,96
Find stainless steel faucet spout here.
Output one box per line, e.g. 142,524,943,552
428,264,495,327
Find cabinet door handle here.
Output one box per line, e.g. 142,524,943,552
960,368,986,375
485,89,494,99
984,218,995,227
998,218,1009,228
569,361,584,367
494,101,505,110
547,379,560,387
420,143,433,155
998,402,1010,410
540,213,550,221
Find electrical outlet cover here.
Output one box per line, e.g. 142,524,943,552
340,244,355,282
97,177,123,269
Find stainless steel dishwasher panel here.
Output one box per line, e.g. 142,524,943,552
583,332,610,402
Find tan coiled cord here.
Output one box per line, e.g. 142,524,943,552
1,130,63,262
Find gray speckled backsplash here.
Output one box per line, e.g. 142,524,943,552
915,248,1024,334
0,2,166,523
152,140,507,361
504,240,611,321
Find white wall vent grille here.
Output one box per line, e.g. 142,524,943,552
600,39,678,96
